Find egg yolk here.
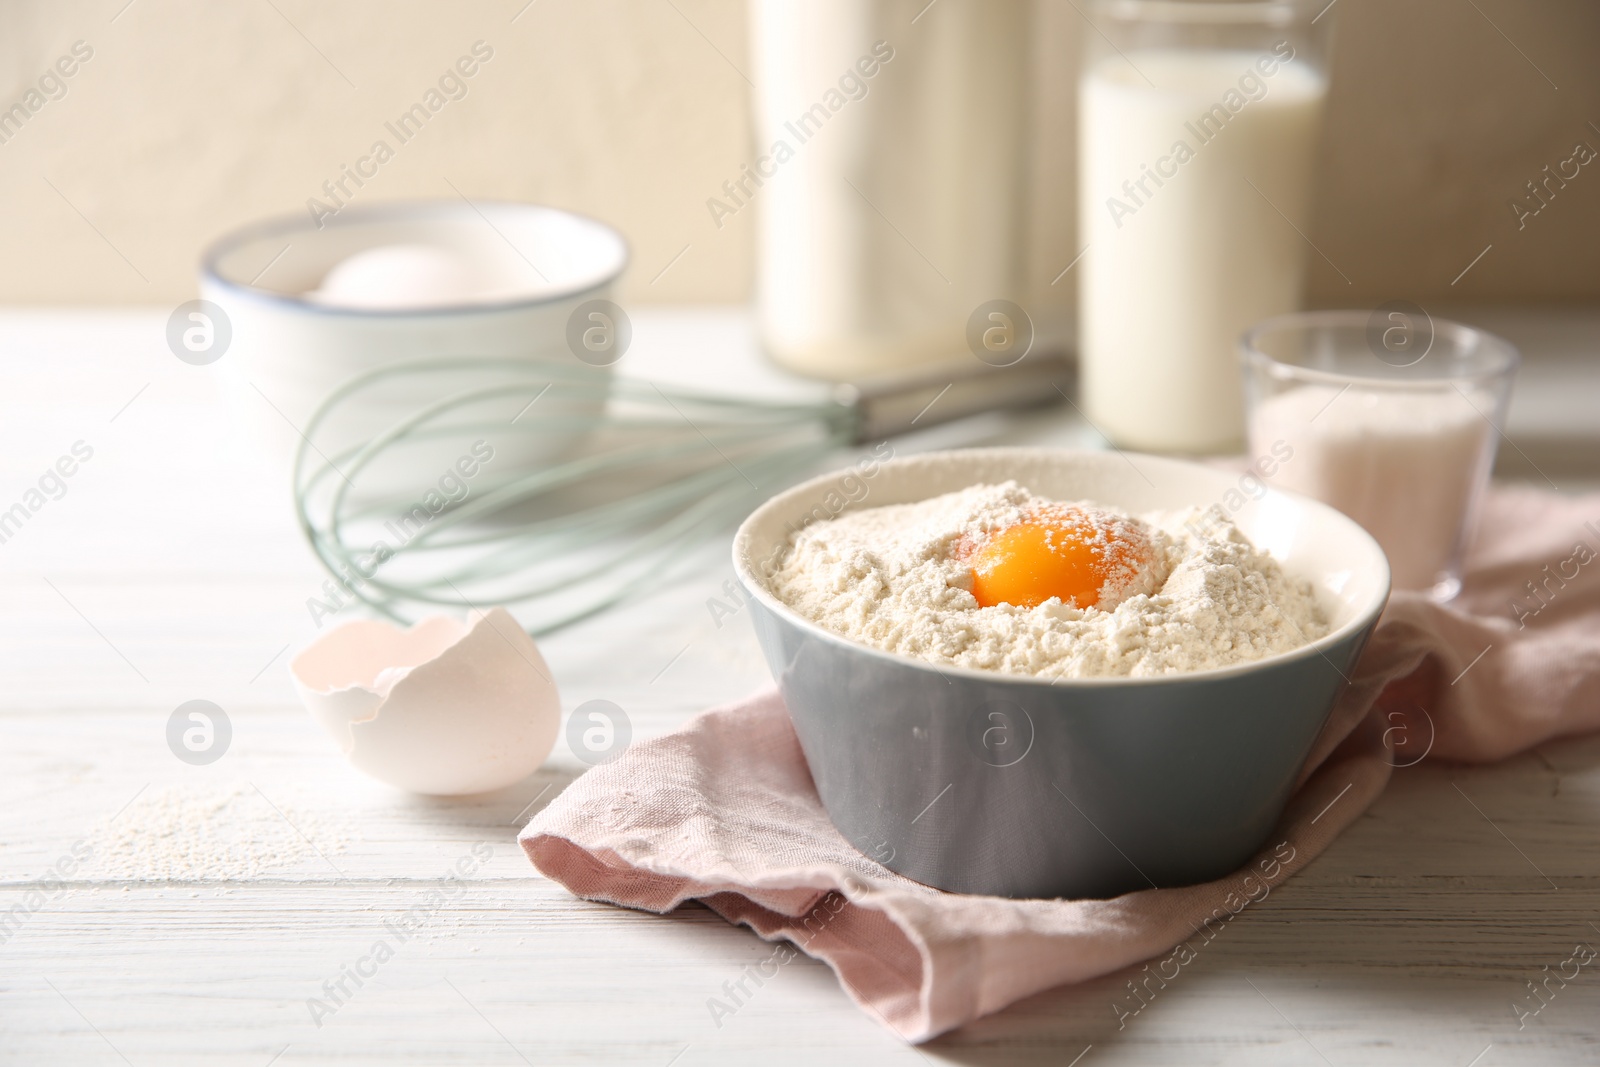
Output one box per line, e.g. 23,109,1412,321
964,506,1149,610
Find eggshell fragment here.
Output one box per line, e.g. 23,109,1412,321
290,608,560,795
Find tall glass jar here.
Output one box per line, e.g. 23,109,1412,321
749,0,1031,381
1077,0,1333,452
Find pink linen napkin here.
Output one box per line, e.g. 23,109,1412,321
520,485,1600,1042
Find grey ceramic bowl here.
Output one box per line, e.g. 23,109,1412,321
732,448,1390,899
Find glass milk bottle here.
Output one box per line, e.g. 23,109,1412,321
1077,0,1332,452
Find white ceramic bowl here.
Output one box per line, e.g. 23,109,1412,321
201,200,628,499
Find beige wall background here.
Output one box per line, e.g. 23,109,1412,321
1,0,1596,310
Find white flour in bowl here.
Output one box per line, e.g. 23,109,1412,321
767,482,1328,679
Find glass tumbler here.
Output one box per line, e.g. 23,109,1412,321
1242,309,1520,601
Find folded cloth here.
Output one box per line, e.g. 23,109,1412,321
521,485,1600,1042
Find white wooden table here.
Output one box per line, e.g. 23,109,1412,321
2,307,1598,1066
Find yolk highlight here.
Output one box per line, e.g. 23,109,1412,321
965,506,1148,610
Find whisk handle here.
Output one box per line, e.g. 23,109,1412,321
832,352,1074,443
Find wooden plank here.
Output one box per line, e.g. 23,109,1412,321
4,710,1599,1064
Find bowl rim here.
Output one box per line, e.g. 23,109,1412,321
732,447,1391,689
200,199,630,319
1239,309,1521,386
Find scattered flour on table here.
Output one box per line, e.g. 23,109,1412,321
93,783,353,881
767,481,1329,678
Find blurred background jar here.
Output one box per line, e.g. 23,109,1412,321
749,0,1032,381
1078,0,1333,453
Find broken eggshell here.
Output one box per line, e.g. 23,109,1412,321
290,608,559,795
